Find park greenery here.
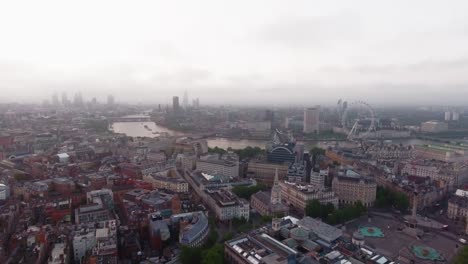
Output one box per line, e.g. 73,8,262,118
454,245,468,264
232,184,267,199
309,147,326,157
375,186,410,212
305,199,367,225
180,214,273,264
208,146,264,160
180,216,222,264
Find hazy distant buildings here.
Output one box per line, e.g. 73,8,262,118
445,111,451,121
413,143,468,162
173,96,180,112
61,92,69,106
73,92,84,107
192,98,200,108
52,93,60,106
303,107,320,134
107,95,115,106
183,90,189,109
445,111,460,121
420,120,448,133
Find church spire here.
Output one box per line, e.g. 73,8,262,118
271,168,281,205
274,168,279,185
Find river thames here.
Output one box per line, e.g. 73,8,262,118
111,121,431,150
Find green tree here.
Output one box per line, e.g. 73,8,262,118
222,232,234,242
180,246,202,264
310,147,325,157
454,246,468,264
201,244,224,264
376,186,409,212
305,199,322,218
232,184,267,199
394,192,410,212
208,147,227,155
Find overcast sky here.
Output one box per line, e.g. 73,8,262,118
1,0,468,106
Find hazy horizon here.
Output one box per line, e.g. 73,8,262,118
1,0,468,106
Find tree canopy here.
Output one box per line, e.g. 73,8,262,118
208,146,263,160
376,186,410,212
305,199,367,225
232,184,267,199
454,245,468,264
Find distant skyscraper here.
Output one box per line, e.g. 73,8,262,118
172,96,180,112
52,93,59,106
73,92,84,107
192,98,200,108
265,110,274,122
107,95,115,105
303,106,320,133
61,92,68,106
183,90,188,109
445,111,451,121
452,112,460,121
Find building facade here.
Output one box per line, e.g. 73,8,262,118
332,175,376,207
279,181,338,213
447,195,468,221
247,161,288,186
196,153,239,180
303,107,320,134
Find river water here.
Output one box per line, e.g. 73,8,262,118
111,121,434,150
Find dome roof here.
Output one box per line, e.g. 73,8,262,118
290,227,309,241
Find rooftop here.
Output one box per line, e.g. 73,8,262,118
296,217,343,243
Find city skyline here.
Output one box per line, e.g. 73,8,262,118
1,1,468,105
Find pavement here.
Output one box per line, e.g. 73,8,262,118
345,214,461,263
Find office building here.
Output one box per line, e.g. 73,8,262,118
287,161,307,183
447,190,468,221
205,189,250,221
183,90,189,109
331,171,376,207
280,181,338,213
247,161,289,186
196,153,239,180
303,107,320,134
310,169,327,190
171,211,209,248
173,96,180,112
